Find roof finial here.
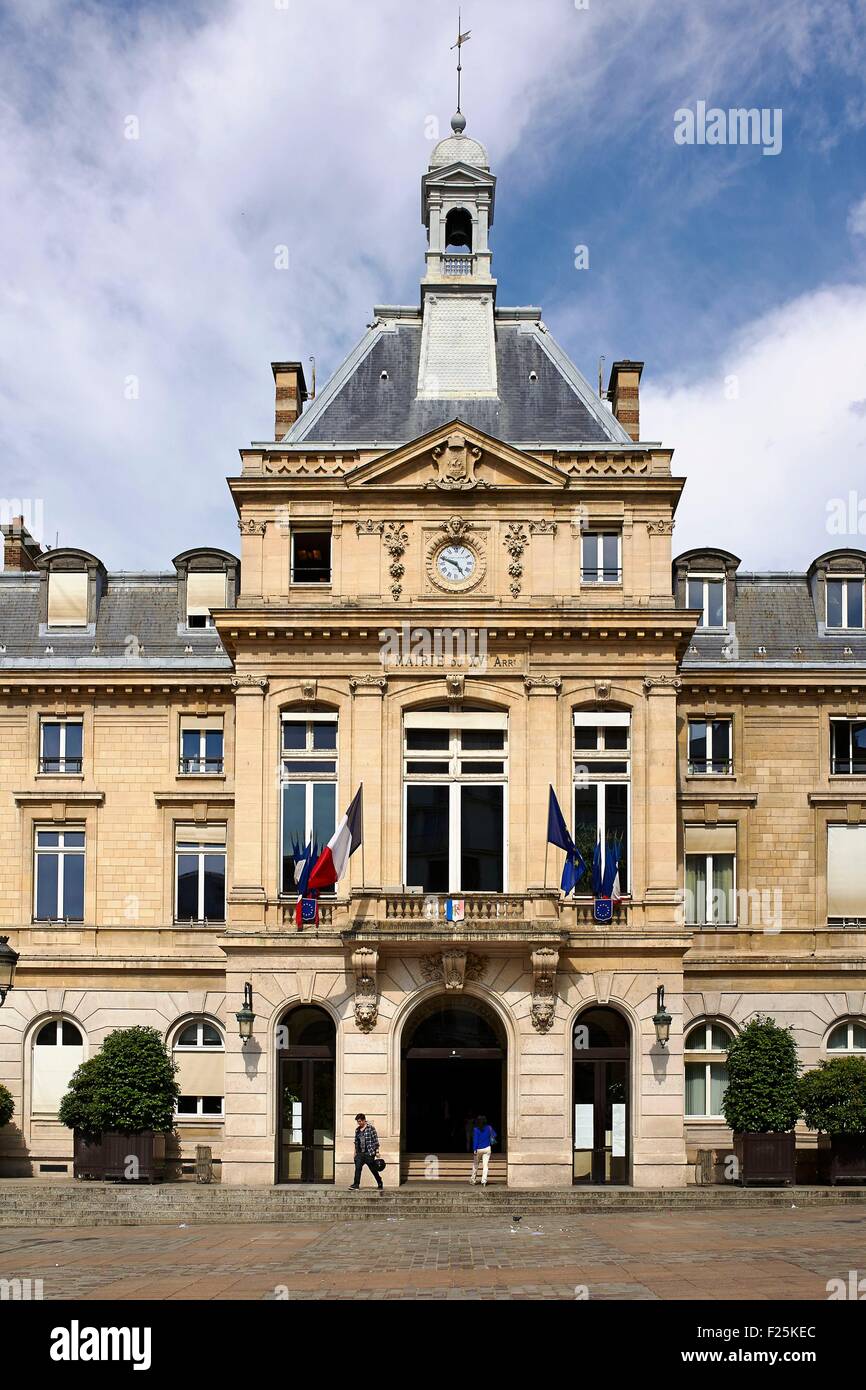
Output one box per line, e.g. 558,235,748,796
450,10,471,132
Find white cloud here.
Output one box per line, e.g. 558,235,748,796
1,0,865,567
848,194,866,237
643,282,866,569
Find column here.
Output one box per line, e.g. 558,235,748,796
229,674,268,921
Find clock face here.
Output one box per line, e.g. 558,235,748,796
436,544,477,584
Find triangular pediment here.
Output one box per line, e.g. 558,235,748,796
345,420,566,491
425,161,494,186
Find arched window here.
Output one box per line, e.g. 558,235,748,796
685,1020,733,1118
172,1018,225,1118
827,1020,866,1052
31,1017,85,1118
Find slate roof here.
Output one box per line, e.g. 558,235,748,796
681,574,866,668
284,314,631,448
0,573,231,670
2,568,864,672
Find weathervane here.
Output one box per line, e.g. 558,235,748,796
451,11,471,114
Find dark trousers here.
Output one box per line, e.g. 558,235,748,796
353,1154,383,1188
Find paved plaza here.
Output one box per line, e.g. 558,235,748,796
1,1206,864,1301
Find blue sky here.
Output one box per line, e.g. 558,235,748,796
1,0,865,570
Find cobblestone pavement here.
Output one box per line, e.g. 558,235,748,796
1,1208,864,1300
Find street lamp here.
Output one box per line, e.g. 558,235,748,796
0,937,19,1007
235,982,255,1042
652,985,672,1047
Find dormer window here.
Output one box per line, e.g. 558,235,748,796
47,571,88,627
186,571,227,628
826,576,864,629
688,575,726,628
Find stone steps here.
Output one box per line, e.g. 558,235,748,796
400,1152,508,1184
1,1181,865,1225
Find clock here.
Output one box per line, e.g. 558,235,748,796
436,544,477,584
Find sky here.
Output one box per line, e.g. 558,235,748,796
1,0,865,572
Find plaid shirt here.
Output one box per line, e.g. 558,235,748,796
354,1123,379,1157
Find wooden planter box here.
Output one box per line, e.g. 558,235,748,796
820,1134,866,1185
733,1131,796,1186
73,1131,166,1183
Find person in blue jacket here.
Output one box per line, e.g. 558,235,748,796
470,1113,497,1186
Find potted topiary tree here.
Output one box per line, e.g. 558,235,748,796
798,1056,866,1184
0,1083,14,1129
59,1025,179,1182
721,1015,800,1185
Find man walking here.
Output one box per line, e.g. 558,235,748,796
351,1112,384,1192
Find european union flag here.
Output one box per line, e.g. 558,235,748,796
547,787,586,895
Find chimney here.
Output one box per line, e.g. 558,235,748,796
0,515,44,571
271,361,309,441
607,360,643,442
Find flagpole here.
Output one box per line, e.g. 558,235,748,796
543,838,549,890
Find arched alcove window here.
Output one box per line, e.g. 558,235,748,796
684,1020,734,1117
31,1017,85,1118
827,1019,866,1052
172,1018,225,1118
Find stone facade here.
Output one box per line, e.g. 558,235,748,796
1,114,864,1187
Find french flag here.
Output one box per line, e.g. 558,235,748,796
307,786,363,891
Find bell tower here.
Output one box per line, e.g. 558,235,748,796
417,111,499,400
421,110,497,291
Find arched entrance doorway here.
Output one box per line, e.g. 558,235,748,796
401,995,506,1181
573,1006,631,1185
276,1005,335,1184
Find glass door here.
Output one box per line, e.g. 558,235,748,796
573,1060,629,1184
278,1056,335,1183
573,1008,630,1185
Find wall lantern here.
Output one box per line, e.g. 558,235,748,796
235,982,256,1042
0,936,19,1007
652,985,672,1047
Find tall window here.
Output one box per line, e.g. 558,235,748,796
827,824,866,923
281,713,337,893
180,719,224,774
172,1019,225,1118
684,826,736,926
687,575,726,628
175,826,226,922
826,576,864,629
685,1021,732,1117
34,828,85,921
573,710,630,894
827,1020,866,1052
581,532,621,584
687,718,732,775
403,710,507,893
291,530,331,584
186,571,226,628
31,1018,85,1118
39,718,83,774
830,718,866,775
